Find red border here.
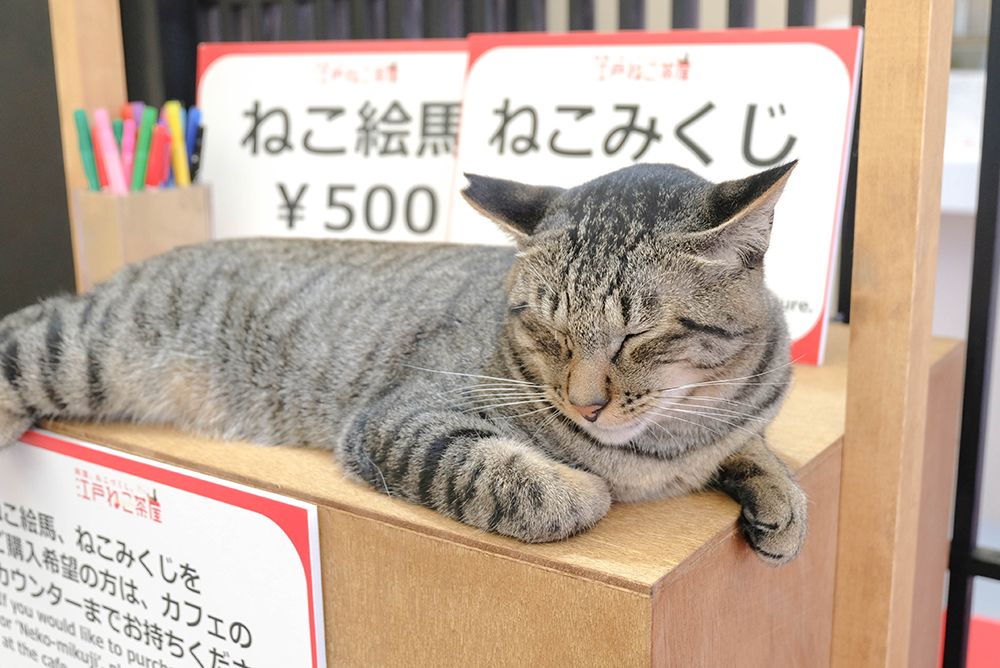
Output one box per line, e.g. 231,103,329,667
466,28,860,78
791,28,863,364
19,429,321,668
197,38,467,96
466,28,862,365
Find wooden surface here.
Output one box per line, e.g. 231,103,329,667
46,325,957,592
73,186,212,290
908,344,965,666
320,507,650,666
652,442,843,667
43,326,963,665
832,0,956,665
48,0,128,292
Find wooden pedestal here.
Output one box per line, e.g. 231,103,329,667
45,325,964,666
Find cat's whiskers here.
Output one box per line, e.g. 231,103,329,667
536,409,563,432
642,409,725,437
402,364,537,386
636,414,676,440
462,398,549,413
652,378,789,398
445,381,544,394
515,406,563,436
360,450,391,496
462,394,547,408
458,392,545,401
429,390,545,413
651,358,796,395
665,381,790,393
651,399,769,424
487,405,558,421
453,386,546,397
645,406,761,440
666,394,763,410
465,399,550,411
458,386,550,398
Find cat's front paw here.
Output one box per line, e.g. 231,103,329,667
737,477,808,565
462,438,612,543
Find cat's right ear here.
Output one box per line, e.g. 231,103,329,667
462,174,564,240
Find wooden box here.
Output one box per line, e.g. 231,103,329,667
71,186,211,290
45,326,964,666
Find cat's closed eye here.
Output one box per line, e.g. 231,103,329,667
611,330,652,363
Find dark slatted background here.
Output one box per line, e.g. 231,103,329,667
187,0,821,39
135,1,832,106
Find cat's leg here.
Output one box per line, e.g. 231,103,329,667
0,250,222,450
0,301,57,448
0,296,97,448
713,436,808,565
337,397,611,542
0,277,147,448
0,398,33,449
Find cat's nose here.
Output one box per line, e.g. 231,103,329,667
571,400,607,422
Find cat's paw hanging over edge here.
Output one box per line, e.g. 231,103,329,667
738,479,809,566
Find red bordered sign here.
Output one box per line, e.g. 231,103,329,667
2,429,325,667
451,28,862,365
197,39,467,242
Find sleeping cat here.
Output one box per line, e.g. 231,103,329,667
0,162,806,564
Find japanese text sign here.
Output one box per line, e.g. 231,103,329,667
197,40,467,241
450,30,862,364
0,429,325,668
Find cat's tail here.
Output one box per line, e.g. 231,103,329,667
0,293,103,447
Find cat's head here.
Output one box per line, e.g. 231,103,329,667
462,163,794,445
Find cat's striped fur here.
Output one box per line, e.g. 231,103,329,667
0,163,806,563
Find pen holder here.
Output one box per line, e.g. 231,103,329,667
72,186,212,291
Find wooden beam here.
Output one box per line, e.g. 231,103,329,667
47,0,128,292
831,0,955,665
909,343,965,665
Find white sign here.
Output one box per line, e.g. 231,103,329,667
197,40,468,242
0,429,325,668
449,30,861,365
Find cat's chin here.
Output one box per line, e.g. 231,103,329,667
580,420,651,446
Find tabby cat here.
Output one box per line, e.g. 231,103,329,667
0,162,806,564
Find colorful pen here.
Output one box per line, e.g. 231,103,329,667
131,106,158,191
91,127,108,188
93,108,128,194
146,124,168,187
130,101,144,126
189,125,205,182
185,107,201,164
163,131,174,187
72,109,100,191
121,118,137,183
163,101,191,186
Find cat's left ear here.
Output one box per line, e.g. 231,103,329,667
683,161,796,268
462,174,564,240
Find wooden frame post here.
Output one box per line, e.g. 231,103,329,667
832,0,955,665
47,0,128,292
